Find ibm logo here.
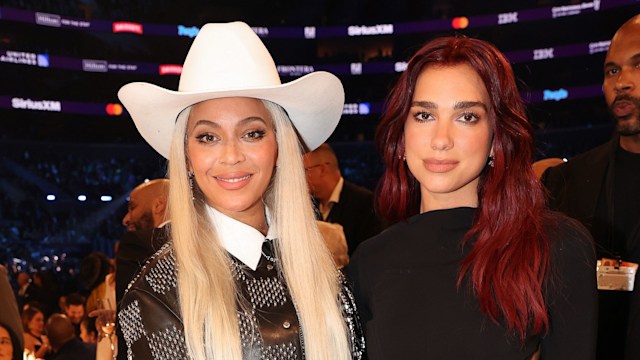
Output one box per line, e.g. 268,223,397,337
497,12,518,24
533,48,554,60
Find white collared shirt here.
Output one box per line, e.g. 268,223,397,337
320,176,344,221
206,205,276,271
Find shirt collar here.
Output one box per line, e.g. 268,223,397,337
205,205,276,271
328,176,344,205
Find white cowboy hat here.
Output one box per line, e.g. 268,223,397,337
118,21,344,159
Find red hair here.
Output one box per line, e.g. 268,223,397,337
375,36,551,340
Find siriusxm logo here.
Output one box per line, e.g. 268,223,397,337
178,25,199,38
543,89,568,102
12,98,62,112
347,24,393,36
82,59,108,72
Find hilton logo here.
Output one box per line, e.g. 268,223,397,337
82,59,108,72
35,12,61,27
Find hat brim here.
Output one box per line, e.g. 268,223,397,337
118,71,344,159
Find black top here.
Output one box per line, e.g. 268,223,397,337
348,207,597,360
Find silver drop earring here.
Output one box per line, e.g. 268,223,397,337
488,156,495,167
188,171,195,200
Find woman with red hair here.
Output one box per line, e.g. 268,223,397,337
348,36,597,359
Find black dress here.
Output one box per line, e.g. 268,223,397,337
348,207,597,360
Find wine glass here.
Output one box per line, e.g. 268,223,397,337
96,299,117,360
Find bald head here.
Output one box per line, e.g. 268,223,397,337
46,314,75,351
603,14,640,150
122,179,169,232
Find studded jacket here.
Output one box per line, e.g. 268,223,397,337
118,242,365,360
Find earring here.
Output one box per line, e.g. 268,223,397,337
488,156,494,168
403,152,406,161
188,171,195,200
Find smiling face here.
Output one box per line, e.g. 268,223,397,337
404,64,493,212
186,97,277,227
28,311,45,335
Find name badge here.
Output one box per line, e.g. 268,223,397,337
597,258,638,291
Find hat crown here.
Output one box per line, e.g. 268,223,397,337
178,22,282,92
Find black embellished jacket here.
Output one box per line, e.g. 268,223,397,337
118,242,365,360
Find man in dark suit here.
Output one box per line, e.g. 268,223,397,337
304,143,385,256
46,314,96,359
541,15,640,360
115,179,169,360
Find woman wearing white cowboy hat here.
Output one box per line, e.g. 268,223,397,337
117,22,364,360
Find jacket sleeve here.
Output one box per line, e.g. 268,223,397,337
339,271,366,360
117,245,187,360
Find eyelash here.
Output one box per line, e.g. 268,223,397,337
243,129,267,140
194,129,267,143
412,111,481,123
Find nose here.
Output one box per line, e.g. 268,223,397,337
614,67,635,94
430,121,453,151
122,212,130,227
220,139,245,165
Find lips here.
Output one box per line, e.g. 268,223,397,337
612,100,635,118
214,173,252,190
423,159,458,173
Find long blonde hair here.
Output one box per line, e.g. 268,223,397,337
168,100,352,360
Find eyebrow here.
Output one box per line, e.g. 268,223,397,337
604,52,640,69
193,116,268,128
411,101,487,111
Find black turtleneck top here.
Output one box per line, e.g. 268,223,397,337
348,207,597,360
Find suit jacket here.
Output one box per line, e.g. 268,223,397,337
47,338,96,360
326,181,385,256
541,137,616,236
541,136,640,360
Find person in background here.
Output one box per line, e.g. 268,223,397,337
80,252,112,314
116,21,363,360
45,314,96,359
79,317,98,344
541,14,640,360
304,143,385,256
0,265,22,360
115,178,170,304
0,323,21,360
349,36,597,359
62,294,84,338
16,272,43,311
21,307,50,358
